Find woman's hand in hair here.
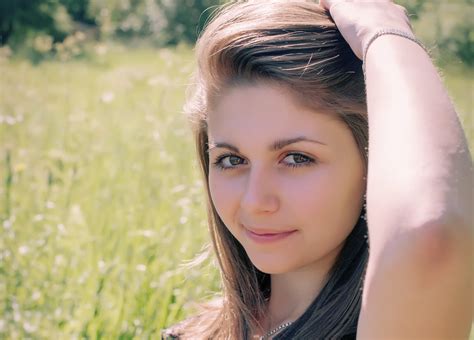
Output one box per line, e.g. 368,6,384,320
319,0,413,59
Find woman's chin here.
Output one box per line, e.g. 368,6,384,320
247,253,297,275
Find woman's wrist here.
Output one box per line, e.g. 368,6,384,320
362,29,429,76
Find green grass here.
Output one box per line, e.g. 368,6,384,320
0,45,221,338
0,45,472,338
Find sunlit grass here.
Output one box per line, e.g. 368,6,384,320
0,45,472,338
0,45,220,338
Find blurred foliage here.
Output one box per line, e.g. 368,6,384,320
397,0,427,20
414,1,474,67
438,14,474,67
0,46,221,338
0,0,71,45
0,0,223,46
0,0,472,64
87,0,225,44
60,0,95,24
447,22,474,67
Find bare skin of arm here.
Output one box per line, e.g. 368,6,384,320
362,34,472,340
320,0,473,338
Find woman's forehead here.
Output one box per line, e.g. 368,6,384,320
207,84,347,143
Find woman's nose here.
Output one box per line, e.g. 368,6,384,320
239,165,279,214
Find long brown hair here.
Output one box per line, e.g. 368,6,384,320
163,1,369,338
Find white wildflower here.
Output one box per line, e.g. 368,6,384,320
33,214,44,222
18,246,29,255
101,91,115,103
136,264,147,272
98,260,106,274
31,291,41,301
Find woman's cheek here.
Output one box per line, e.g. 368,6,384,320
209,173,239,223
281,170,331,205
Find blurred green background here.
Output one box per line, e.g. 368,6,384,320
0,0,472,338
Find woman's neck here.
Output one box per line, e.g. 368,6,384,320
264,242,344,331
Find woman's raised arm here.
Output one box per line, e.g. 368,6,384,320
321,0,473,338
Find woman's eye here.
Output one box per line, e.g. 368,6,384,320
213,154,246,170
212,152,315,171
282,153,315,168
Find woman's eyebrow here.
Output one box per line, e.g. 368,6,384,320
270,136,327,151
207,136,327,153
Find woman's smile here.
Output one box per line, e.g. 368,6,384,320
244,227,298,244
242,223,298,244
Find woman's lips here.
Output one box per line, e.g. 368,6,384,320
243,225,297,244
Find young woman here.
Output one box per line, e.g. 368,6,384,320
162,0,473,338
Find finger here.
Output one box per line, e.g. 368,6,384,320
319,0,335,10
319,0,346,11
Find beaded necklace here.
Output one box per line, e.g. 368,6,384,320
259,321,293,340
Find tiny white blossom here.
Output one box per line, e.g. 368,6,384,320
33,214,44,222
3,219,12,230
98,260,106,273
31,291,41,301
171,184,186,193
57,223,66,234
23,321,37,333
141,230,155,238
136,264,147,272
19,246,29,255
55,255,65,266
101,91,115,103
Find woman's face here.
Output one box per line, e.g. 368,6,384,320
207,83,365,274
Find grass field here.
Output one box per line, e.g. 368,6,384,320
0,45,472,338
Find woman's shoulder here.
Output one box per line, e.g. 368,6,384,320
161,314,201,340
160,323,181,339
161,329,180,340
161,297,223,340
